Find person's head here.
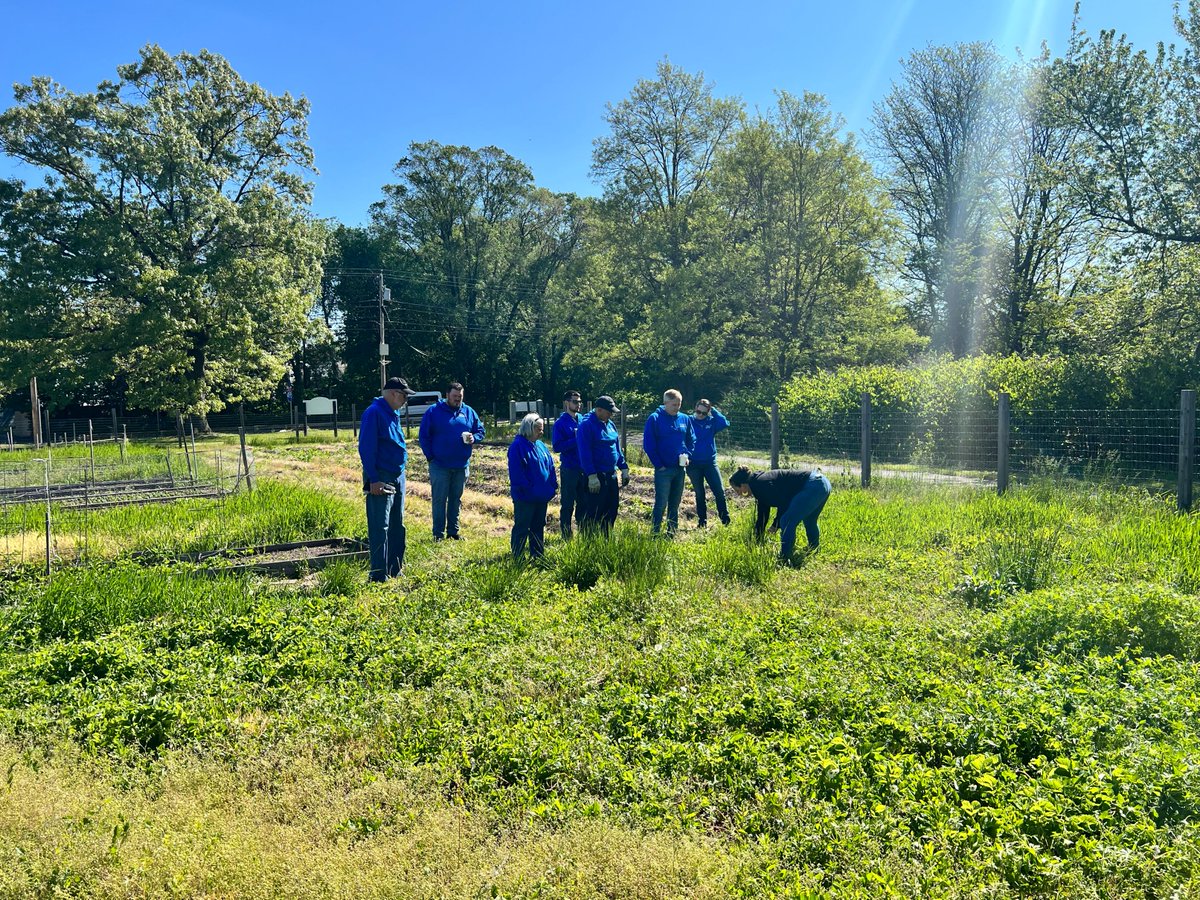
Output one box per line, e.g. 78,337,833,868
446,382,464,408
663,389,682,415
382,376,416,411
694,398,712,418
593,395,619,422
730,465,752,496
519,412,544,440
562,390,582,412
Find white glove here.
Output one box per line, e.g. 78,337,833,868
588,474,601,494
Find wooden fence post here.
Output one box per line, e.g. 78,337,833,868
860,393,872,488
997,392,1011,495
770,402,780,469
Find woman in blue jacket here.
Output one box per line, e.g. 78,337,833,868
687,398,731,527
507,413,558,560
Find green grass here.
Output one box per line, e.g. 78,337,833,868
1,477,1200,896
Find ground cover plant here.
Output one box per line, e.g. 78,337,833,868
0,449,1198,897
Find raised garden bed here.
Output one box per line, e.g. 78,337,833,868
186,538,368,578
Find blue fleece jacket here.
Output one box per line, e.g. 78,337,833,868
576,411,627,475
358,396,407,484
507,435,558,502
688,408,730,465
418,400,485,469
551,411,582,470
642,405,696,470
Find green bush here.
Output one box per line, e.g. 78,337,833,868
978,584,1200,665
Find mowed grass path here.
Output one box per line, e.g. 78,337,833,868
1,444,1199,898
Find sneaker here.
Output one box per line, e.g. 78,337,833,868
447,534,463,541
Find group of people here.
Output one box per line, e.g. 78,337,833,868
358,378,831,582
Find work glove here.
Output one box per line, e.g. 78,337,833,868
620,469,630,488
588,474,601,494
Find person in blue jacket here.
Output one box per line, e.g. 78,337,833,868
418,381,485,541
576,395,629,534
687,398,731,527
508,413,558,560
642,388,696,536
358,376,417,582
551,389,584,539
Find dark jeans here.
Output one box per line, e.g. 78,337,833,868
428,462,467,538
512,499,549,559
778,473,832,558
559,466,582,538
651,466,685,534
686,461,729,526
578,470,619,535
365,470,406,581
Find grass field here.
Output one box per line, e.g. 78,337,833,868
1,441,1199,898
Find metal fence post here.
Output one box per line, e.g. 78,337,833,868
860,392,872,489
1180,389,1196,512
770,402,781,469
88,420,95,483
997,392,1011,495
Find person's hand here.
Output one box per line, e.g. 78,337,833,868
369,481,387,496
620,469,630,488
588,474,601,494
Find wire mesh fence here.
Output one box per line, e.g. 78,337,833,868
0,446,250,572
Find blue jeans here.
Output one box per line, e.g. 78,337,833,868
512,499,548,559
559,467,582,538
778,473,832,558
652,466,686,534
365,470,406,581
428,462,468,539
686,461,729,526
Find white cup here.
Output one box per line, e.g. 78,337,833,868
679,453,689,467
462,432,474,445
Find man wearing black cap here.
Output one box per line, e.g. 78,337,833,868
576,395,630,534
359,377,416,581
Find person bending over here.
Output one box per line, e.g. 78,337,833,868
730,465,831,562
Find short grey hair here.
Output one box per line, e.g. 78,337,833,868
518,412,543,438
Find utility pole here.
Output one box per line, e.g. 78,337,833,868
378,272,390,391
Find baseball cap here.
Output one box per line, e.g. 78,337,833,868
594,395,620,413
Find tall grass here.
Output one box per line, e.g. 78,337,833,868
550,524,670,594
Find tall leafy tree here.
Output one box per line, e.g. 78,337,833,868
0,45,324,419
371,141,583,403
590,60,744,396
718,91,917,383
872,43,1010,357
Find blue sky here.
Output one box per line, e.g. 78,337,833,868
0,0,1180,226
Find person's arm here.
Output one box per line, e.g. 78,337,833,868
508,440,530,500
359,406,379,484
711,409,730,433
471,407,485,443
684,417,696,454
577,419,597,475
616,423,628,471
418,407,434,460
643,416,661,469
551,416,576,455
548,447,558,494
754,496,771,540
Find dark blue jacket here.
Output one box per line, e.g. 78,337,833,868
508,435,558,502
418,400,485,469
688,408,730,465
551,411,583,470
577,411,627,475
359,396,407,484
642,405,696,470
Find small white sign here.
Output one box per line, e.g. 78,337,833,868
379,342,389,356
305,396,336,416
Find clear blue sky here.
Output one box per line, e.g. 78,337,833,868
0,0,1180,226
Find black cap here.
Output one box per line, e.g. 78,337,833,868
384,377,416,396
594,395,620,413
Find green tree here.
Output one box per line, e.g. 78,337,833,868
872,43,1010,357
0,45,324,419
371,142,583,404
718,91,918,383
590,60,745,397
